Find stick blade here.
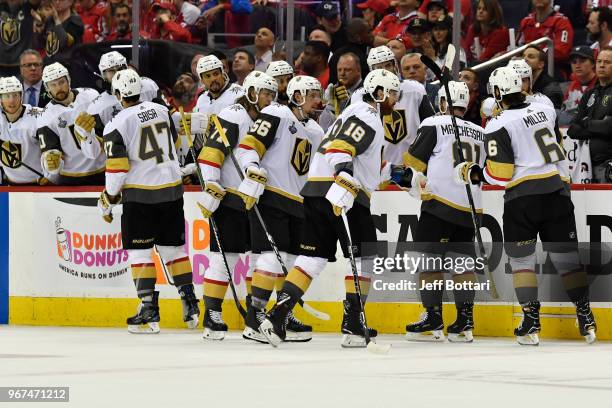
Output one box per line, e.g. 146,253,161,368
444,44,456,71
367,341,392,355
301,302,331,321
420,54,442,79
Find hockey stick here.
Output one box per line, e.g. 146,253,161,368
340,211,391,354
178,108,247,320
420,48,499,299
210,115,331,321
0,144,45,179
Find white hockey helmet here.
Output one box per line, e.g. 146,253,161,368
42,62,70,86
437,80,470,112
265,60,294,77
196,55,224,76
489,66,522,101
112,68,141,98
0,76,23,94
99,51,127,75
243,71,278,104
287,75,321,106
367,46,395,70
363,69,400,103
507,59,532,90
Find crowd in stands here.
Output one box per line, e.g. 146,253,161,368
1,0,612,183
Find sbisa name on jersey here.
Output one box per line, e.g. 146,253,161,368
137,109,158,123
440,124,484,142
522,111,549,128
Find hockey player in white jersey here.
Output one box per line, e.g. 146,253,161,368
506,59,555,108
265,60,294,105
403,81,485,343
36,63,104,185
98,69,199,333
195,71,277,341
455,67,597,345
194,55,245,120
350,46,435,165
258,70,423,347
235,75,324,344
73,51,162,159
0,77,47,185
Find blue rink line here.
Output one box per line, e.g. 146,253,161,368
0,192,8,324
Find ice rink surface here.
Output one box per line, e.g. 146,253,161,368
1,326,611,408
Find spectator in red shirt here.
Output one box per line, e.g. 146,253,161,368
561,46,598,125
150,2,192,43
373,0,420,47
298,40,330,89
105,3,151,41
462,0,509,62
518,0,573,66
76,0,106,43
357,0,392,29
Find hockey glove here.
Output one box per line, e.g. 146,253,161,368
325,171,360,216
334,85,349,102
180,163,197,177
187,112,209,136
238,166,267,210
41,149,63,175
408,170,429,200
197,181,226,218
98,190,122,223
74,112,97,143
454,161,482,185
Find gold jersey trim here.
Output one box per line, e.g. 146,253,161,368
403,152,427,172
506,171,560,189
422,193,483,214
265,185,303,203
486,159,514,180
124,179,183,190
60,167,105,177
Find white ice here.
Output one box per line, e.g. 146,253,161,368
1,326,611,408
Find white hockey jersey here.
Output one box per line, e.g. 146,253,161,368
0,105,45,184
237,102,324,217
194,83,245,118
405,114,485,227
37,88,105,180
350,79,434,165
198,103,254,211
301,101,384,207
88,77,161,138
103,101,182,203
483,102,567,202
527,92,554,108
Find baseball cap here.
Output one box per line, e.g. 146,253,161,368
357,0,391,15
315,1,339,19
406,18,431,33
426,0,448,11
570,46,594,62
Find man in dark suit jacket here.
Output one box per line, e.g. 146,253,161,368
19,50,51,108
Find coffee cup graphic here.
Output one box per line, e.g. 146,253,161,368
55,217,72,262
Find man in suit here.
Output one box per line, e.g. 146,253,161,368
19,50,51,108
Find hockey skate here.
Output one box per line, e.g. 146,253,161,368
127,291,160,334
575,300,597,344
202,309,228,340
341,300,378,348
447,303,474,343
178,284,200,329
515,301,541,346
242,296,268,343
405,306,445,342
285,310,312,342
259,293,292,347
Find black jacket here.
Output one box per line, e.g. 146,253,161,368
328,43,370,85
567,82,612,166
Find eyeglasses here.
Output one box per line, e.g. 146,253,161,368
20,63,42,68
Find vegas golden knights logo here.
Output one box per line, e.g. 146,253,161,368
383,109,407,144
291,137,312,176
46,31,60,56
0,141,22,169
1,18,20,46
